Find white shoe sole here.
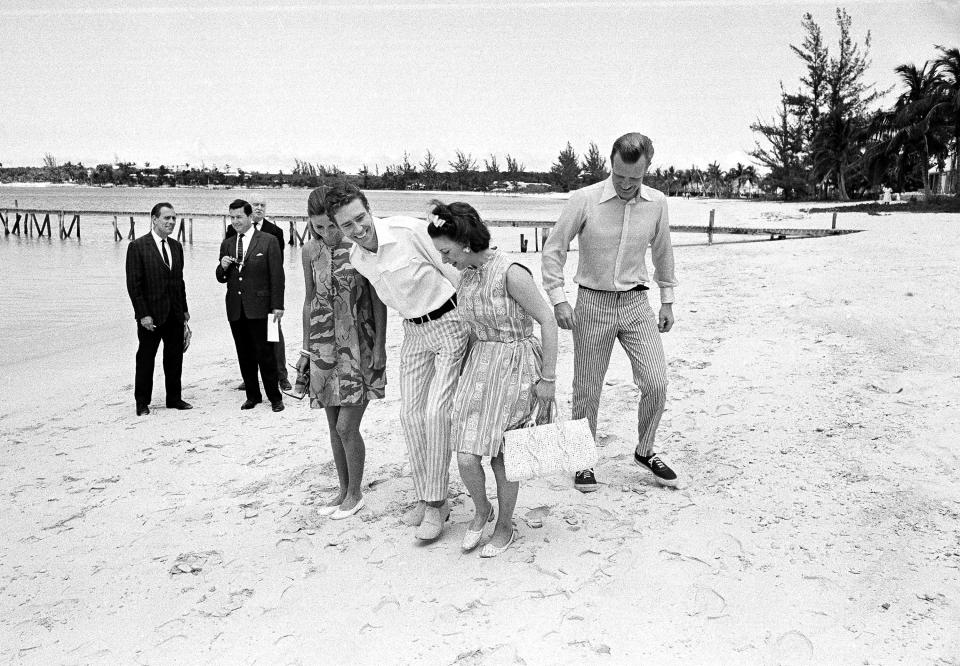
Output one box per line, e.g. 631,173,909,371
633,456,680,488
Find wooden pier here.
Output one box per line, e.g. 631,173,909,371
1,207,859,250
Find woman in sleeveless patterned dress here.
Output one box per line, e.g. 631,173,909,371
427,200,558,557
295,187,387,520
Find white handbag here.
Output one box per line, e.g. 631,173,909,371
503,401,598,482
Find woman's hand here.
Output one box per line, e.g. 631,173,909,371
533,378,555,406
295,353,310,375
371,344,386,370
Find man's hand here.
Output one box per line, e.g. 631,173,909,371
139,316,156,331
553,302,575,330
658,303,675,333
220,255,236,270
272,310,284,323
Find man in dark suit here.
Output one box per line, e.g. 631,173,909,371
125,202,192,416
217,199,285,412
225,195,291,391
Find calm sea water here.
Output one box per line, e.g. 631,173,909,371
0,185,803,370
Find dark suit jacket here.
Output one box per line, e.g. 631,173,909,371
216,230,284,321
225,216,284,250
126,233,188,323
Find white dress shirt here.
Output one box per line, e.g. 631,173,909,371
348,216,459,319
151,230,172,267
542,178,677,305
236,225,256,269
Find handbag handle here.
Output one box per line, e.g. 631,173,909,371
521,399,558,428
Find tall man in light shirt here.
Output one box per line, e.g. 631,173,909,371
324,184,469,542
542,132,680,492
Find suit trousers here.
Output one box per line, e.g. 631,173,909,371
229,310,282,404
572,287,668,457
398,311,469,502
135,314,184,406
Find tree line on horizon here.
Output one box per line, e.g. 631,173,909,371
751,7,959,201
0,145,764,200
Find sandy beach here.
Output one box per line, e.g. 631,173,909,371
2,203,959,664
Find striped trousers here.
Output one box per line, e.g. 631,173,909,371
399,311,470,502
572,287,668,457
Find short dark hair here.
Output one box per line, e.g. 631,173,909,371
425,200,490,252
150,202,173,219
610,132,655,164
323,183,369,223
228,199,252,216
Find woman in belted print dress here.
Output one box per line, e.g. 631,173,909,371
427,200,558,557
296,187,386,520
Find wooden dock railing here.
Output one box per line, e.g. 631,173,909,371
1,207,859,250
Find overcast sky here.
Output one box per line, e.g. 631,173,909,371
0,0,956,173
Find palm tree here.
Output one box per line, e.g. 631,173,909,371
706,162,724,198
935,45,960,195
868,61,949,201
665,166,677,196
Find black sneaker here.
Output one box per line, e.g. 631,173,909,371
634,452,679,488
574,469,598,493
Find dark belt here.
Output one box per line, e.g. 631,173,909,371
406,294,457,325
580,284,648,293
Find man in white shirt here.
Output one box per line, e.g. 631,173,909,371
542,132,680,492
325,184,469,541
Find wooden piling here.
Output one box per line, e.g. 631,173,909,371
188,218,193,245
541,227,550,248
520,233,528,253
12,213,22,235
127,216,136,241
176,218,186,243
708,209,715,245
289,220,304,247
831,212,838,230
37,213,51,237
113,215,122,241
0,210,7,235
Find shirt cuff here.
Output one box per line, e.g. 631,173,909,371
547,287,567,306
659,287,675,304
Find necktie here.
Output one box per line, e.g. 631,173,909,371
237,234,244,266
253,222,259,230
161,239,171,269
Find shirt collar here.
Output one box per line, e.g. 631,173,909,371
151,229,167,244
355,217,396,254
599,177,652,204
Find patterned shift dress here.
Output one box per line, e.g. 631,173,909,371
450,251,543,457
306,239,386,407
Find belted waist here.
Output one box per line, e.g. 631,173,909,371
406,294,457,325
579,284,648,293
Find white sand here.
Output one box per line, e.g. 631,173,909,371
2,203,959,664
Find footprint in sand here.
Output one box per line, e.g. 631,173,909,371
523,506,551,528
772,630,814,664
686,585,727,618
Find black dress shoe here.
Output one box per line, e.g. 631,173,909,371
136,404,150,416
166,400,193,410
240,399,262,410
271,400,285,412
